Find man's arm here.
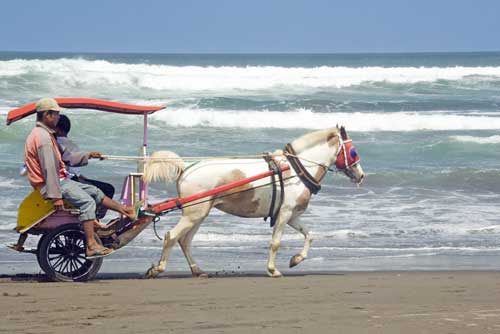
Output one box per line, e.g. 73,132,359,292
38,143,62,199
58,138,90,167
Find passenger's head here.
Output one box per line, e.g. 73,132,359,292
35,98,63,128
56,114,71,136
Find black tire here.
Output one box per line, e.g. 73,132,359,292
36,234,46,265
37,224,103,282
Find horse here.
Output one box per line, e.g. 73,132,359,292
143,126,365,278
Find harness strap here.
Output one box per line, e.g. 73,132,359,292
175,199,183,209
284,144,321,195
263,153,285,227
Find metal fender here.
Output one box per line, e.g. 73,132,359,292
17,190,55,233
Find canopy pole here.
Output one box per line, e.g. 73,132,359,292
141,112,149,206
143,112,148,148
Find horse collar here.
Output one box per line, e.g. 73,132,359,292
284,144,321,195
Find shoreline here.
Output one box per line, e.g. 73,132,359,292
2,271,500,333
3,269,500,281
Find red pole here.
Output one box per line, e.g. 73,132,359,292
150,165,290,214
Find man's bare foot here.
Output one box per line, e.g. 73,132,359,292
93,220,107,229
8,244,24,252
123,205,137,221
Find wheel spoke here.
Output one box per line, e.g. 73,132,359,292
74,256,85,266
51,256,66,270
69,259,77,276
48,248,65,255
68,234,78,252
60,258,71,274
63,234,69,247
54,236,65,249
75,244,85,254
48,253,65,261
77,254,88,261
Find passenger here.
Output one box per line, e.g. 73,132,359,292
24,98,136,258
55,114,115,219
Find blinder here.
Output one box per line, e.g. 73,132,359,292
335,139,360,170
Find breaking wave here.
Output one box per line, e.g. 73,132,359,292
152,108,500,131
449,135,500,144
2,58,500,93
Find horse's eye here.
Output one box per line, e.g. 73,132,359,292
350,148,358,159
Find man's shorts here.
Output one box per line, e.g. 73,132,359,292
60,178,105,221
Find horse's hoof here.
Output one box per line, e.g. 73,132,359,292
289,254,304,268
145,266,159,279
195,272,209,279
266,269,283,278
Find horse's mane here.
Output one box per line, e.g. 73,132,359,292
290,128,340,153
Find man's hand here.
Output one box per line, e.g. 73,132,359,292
51,198,64,211
88,152,104,160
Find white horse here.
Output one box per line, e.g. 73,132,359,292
144,126,365,278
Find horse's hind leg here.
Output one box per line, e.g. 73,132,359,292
146,203,211,278
287,218,313,268
178,221,207,277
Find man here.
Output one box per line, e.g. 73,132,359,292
56,114,115,218
24,97,135,258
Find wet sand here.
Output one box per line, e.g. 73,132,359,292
1,271,500,333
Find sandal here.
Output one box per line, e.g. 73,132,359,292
86,247,114,259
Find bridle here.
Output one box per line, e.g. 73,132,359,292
334,137,361,178
284,134,361,193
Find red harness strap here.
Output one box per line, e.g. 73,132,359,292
150,165,290,215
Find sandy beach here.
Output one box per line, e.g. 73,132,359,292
1,271,499,333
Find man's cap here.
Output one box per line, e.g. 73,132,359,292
35,98,64,113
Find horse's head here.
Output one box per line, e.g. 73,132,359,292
289,126,365,186
331,126,365,185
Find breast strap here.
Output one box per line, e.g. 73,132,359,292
284,143,321,195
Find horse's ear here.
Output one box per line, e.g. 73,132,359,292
336,123,339,129
340,126,348,140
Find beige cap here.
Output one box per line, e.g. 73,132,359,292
35,98,64,113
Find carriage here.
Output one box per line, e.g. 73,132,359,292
6,98,291,281
6,98,364,282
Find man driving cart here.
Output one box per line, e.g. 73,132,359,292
24,98,136,258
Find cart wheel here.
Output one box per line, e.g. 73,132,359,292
37,224,103,282
36,234,46,265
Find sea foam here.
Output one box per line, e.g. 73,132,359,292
152,108,500,131
449,135,500,144
2,58,500,93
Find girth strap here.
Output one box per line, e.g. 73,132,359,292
284,143,321,195
263,153,285,227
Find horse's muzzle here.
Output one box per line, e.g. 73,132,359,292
356,173,365,187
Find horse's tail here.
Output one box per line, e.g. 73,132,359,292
143,150,185,183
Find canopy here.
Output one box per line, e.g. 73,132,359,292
6,98,165,125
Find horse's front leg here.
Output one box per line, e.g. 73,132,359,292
266,209,293,278
287,218,313,268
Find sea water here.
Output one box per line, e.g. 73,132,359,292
0,52,499,275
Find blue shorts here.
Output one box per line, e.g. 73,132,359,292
60,178,105,221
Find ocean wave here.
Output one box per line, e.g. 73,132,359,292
314,246,500,252
2,58,500,93
151,108,500,131
187,229,369,243
449,135,500,144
